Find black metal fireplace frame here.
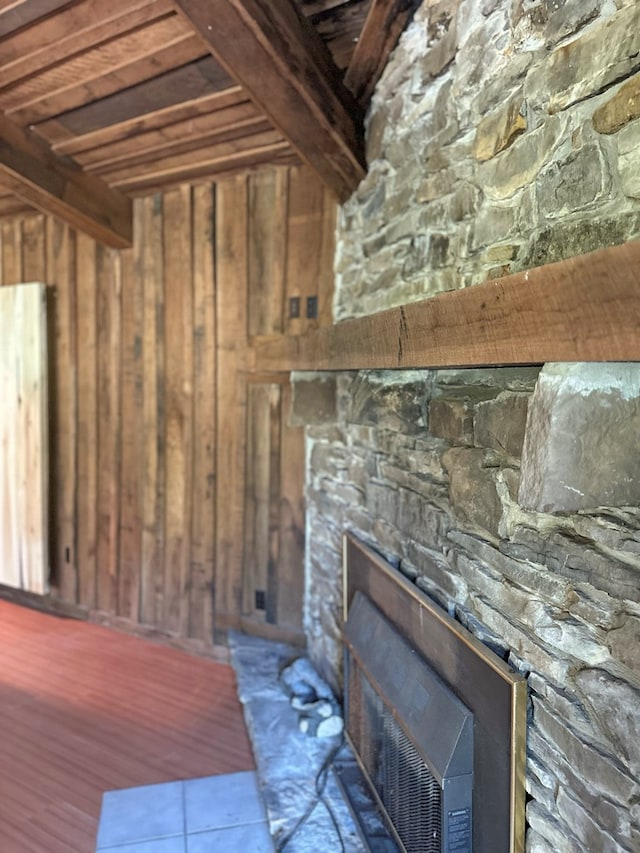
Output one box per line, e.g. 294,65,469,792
340,533,527,853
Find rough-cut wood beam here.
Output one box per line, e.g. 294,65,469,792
252,240,640,371
172,0,366,201
344,0,421,104
0,114,132,248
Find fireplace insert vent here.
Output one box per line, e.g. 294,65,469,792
342,591,473,853
348,657,443,852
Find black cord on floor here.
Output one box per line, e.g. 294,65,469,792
276,736,347,853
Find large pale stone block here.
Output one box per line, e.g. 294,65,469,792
592,73,640,135
473,91,527,162
527,4,640,113
519,364,640,512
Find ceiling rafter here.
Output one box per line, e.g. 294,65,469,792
0,112,132,248
172,0,366,202
344,0,422,104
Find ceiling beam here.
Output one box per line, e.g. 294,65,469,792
0,113,132,248
344,0,421,104
252,239,640,371
172,0,366,202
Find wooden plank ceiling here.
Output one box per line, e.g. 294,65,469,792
0,0,419,247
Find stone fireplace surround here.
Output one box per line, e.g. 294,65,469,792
292,2,640,849
294,364,640,852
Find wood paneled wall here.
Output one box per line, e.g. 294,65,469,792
0,165,335,646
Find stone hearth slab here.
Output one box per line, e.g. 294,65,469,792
228,631,366,853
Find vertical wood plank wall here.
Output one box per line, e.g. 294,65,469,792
0,166,336,646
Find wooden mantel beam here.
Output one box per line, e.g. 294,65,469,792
0,113,132,249
252,239,640,371
344,0,422,105
172,0,366,202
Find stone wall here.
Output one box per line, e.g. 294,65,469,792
303,2,640,850
300,366,640,852
336,0,640,320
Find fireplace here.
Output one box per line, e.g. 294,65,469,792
336,534,526,853
301,365,640,852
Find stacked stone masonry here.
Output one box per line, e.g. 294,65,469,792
335,0,640,320
308,2,640,850
302,367,640,852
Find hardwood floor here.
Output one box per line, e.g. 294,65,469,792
0,600,255,852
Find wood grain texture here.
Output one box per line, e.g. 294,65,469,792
0,599,253,852
344,0,421,104
0,0,174,87
173,0,366,201
9,37,207,129
2,18,204,121
95,245,122,614
247,168,287,337
215,174,249,621
285,165,326,336
46,216,77,602
117,222,143,623
189,184,216,640
75,232,98,609
0,167,329,644
139,194,165,628
49,89,247,158
254,239,640,371
0,113,132,248
101,127,291,192
72,102,263,171
275,380,304,630
35,59,235,143
0,283,49,595
243,383,281,621
162,185,194,635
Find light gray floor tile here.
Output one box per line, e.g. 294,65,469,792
186,823,274,853
184,771,268,833
96,780,185,848
97,837,186,853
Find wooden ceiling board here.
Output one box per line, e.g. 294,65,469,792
101,126,291,187
33,58,235,143
46,89,247,157
72,103,265,171
0,0,174,87
0,14,196,110
0,0,72,38
7,35,208,126
112,146,300,197
0,0,400,242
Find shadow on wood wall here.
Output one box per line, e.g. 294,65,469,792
0,165,335,649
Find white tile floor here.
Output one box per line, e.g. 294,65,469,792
95,770,275,852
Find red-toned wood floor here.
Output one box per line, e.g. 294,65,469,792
0,600,255,853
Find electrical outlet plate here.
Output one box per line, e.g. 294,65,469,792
306,296,318,319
